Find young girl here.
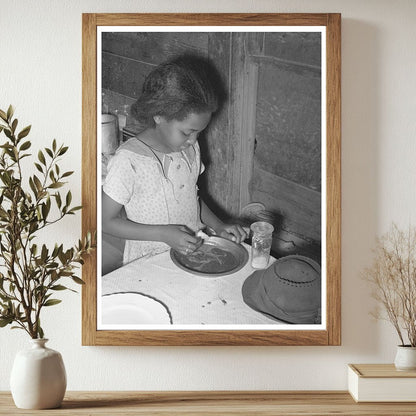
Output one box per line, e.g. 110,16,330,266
102,56,247,266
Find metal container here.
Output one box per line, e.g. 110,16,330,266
101,113,118,155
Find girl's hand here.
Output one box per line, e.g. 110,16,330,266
216,224,248,244
161,224,202,255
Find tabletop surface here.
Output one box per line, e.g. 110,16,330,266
101,243,285,327
1,391,416,415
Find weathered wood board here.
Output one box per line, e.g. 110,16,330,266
101,32,209,99
102,32,208,64
264,32,322,67
101,54,153,99
252,163,321,241
198,32,232,217
255,61,322,192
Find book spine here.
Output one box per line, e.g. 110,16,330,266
347,366,359,402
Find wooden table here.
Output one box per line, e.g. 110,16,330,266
1,391,416,415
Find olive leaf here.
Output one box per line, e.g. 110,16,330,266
0,105,96,339
18,125,31,140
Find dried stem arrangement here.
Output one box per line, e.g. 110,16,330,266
362,223,416,347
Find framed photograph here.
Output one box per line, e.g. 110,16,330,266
82,13,341,346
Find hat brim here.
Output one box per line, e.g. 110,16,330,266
242,267,321,325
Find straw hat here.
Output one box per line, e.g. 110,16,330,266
242,255,321,324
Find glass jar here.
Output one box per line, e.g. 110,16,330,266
116,104,130,129
250,221,274,269
101,91,109,114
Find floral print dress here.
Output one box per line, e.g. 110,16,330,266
103,137,205,265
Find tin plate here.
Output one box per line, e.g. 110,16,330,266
170,236,249,277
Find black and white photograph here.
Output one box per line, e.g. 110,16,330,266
97,27,326,331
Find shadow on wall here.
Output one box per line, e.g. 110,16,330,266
341,19,381,356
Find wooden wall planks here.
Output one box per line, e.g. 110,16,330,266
102,54,150,99
252,164,321,242
252,31,322,242
264,31,322,67
255,57,322,192
202,32,263,218
102,32,208,64
101,29,322,238
101,32,209,100
198,32,232,217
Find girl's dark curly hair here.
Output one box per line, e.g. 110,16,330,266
131,55,220,127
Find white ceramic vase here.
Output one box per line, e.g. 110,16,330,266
10,338,67,409
394,345,416,371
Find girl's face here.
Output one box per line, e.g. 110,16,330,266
154,111,212,152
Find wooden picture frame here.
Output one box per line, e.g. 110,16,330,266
82,13,341,346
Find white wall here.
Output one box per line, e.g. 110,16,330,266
1,0,415,390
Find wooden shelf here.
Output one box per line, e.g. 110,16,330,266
2,391,416,415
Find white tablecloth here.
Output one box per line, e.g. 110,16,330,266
101,243,284,325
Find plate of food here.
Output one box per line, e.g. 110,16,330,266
170,234,249,277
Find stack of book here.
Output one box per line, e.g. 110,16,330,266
348,364,416,402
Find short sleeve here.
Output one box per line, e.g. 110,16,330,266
103,151,135,205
